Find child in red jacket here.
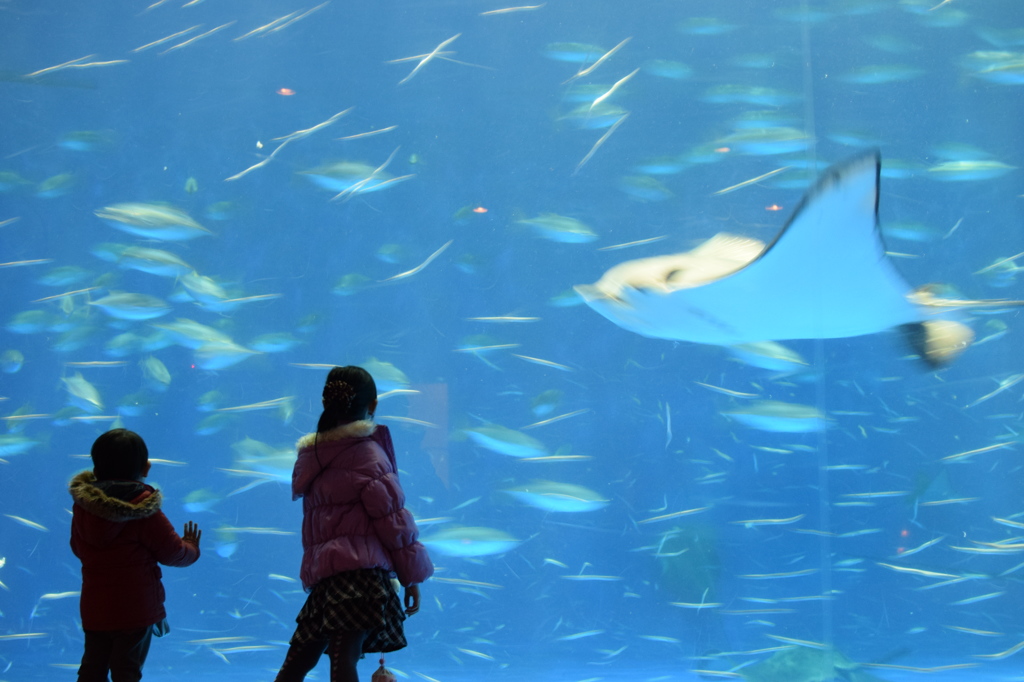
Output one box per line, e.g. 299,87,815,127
69,428,201,682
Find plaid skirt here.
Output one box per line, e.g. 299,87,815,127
290,568,407,654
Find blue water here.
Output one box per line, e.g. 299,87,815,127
2,0,1024,680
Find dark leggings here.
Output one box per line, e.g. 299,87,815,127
274,630,368,682
78,627,153,682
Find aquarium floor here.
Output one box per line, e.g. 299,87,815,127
102,672,1024,682
16,664,1024,682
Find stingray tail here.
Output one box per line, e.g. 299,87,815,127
909,283,1024,311
900,320,975,368
901,283,1024,366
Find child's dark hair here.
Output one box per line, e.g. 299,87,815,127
91,428,149,480
317,366,377,433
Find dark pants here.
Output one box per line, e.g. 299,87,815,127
78,627,153,682
275,630,368,682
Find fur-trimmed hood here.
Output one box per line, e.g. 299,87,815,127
69,470,162,523
296,419,377,450
292,421,395,503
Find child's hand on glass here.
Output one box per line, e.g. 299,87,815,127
183,521,202,548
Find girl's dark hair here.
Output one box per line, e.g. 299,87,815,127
317,366,377,433
91,428,149,480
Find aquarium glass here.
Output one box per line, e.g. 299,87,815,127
1,0,1023,680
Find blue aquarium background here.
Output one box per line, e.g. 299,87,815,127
2,1,1024,680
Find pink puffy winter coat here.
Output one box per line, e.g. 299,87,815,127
292,420,433,590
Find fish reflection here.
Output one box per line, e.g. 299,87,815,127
95,203,212,241
721,401,829,433
421,526,521,557
504,480,609,512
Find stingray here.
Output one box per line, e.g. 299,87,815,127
576,151,1021,367
736,646,890,682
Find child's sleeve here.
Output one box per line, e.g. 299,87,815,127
361,465,434,587
142,511,201,567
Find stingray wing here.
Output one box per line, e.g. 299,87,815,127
696,151,922,342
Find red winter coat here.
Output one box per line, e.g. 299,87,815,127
292,420,433,590
69,471,200,631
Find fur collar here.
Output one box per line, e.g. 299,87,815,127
296,419,377,450
69,470,162,522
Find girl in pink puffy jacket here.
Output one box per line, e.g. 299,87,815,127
274,366,434,682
